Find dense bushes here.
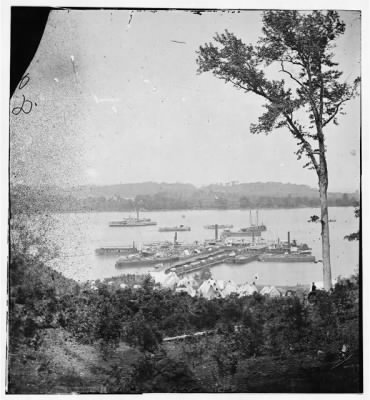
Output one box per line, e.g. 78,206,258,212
8,214,361,392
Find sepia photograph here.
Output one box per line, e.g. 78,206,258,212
3,2,364,394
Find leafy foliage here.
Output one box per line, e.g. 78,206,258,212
344,206,360,241
197,10,360,290
197,11,359,173
8,215,361,393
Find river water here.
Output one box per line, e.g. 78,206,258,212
46,207,359,286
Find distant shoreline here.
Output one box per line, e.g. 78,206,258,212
32,205,354,215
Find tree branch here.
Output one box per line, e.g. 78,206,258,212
280,61,305,90
322,98,348,127
283,113,320,173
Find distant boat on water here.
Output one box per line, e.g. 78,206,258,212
221,210,266,238
241,210,267,232
222,229,262,238
159,225,191,232
95,245,138,255
109,209,157,227
204,224,234,230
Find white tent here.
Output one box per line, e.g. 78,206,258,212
163,271,180,289
269,286,281,297
149,271,167,285
119,283,127,289
177,276,197,289
222,280,238,297
260,286,271,295
237,283,257,297
260,286,281,297
216,280,226,291
198,279,223,300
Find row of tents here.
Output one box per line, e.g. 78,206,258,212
149,271,282,300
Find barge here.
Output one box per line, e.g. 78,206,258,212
232,254,260,264
258,254,316,263
115,255,179,268
95,245,138,255
109,218,157,227
158,225,191,232
204,224,234,230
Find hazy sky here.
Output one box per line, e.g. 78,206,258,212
10,9,361,192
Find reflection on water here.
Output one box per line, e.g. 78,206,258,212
44,207,359,286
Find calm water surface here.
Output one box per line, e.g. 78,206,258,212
47,207,359,286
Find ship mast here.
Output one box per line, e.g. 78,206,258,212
256,209,259,227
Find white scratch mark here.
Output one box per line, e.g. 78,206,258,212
93,94,120,104
54,77,59,83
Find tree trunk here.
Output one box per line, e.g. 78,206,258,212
319,178,332,290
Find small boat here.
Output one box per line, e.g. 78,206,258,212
95,245,138,255
221,229,262,238
158,225,191,232
240,224,267,233
258,253,316,263
109,217,157,227
240,210,267,232
109,209,157,227
204,224,234,230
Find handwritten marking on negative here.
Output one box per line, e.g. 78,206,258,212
12,73,34,115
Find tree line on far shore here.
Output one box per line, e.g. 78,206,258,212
10,184,358,214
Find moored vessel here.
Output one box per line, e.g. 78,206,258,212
258,254,316,262
204,224,234,230
115,254,179,268
95,245,138,255
221,229,262,238
158,225,191,232
109,209,157,227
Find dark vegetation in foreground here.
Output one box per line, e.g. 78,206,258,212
8,245,361,393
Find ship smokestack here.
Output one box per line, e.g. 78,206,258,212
215,224,218,240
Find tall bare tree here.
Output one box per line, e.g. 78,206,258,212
197,10,360,290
